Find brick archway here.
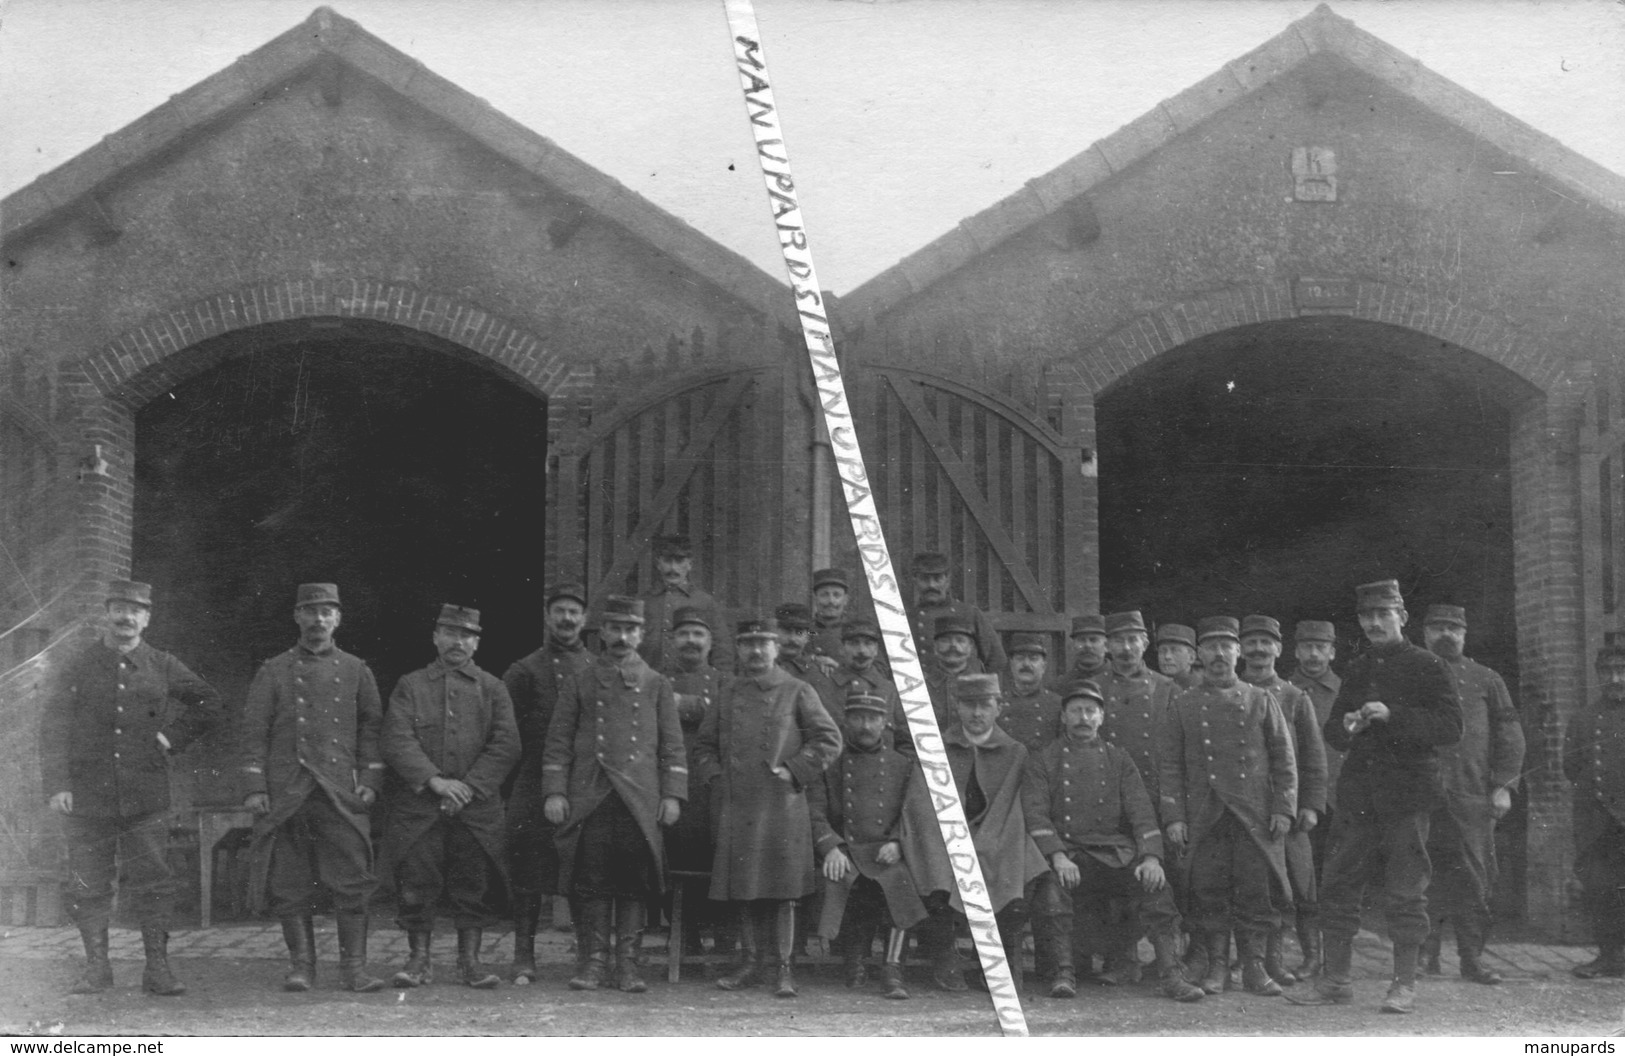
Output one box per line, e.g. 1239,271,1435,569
1073,279,1554,397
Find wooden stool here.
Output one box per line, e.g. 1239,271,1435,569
196,807,255,928
666,869,712,982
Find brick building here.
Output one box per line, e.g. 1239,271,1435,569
1,6,1620,934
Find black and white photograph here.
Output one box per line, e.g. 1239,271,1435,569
1,0,1622,1039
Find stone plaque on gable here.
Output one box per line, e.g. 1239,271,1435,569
1292,147,1337,201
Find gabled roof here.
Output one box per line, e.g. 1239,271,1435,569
0,6,792,322
841,3,1625,325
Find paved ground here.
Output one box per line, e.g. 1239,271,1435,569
2,922,1623,1036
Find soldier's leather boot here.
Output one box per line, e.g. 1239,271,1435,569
614,899,648,994
393,930,433,988
715,905,762,990
1379,941,1420,1014
1045,915,1077,998
1097,938,1143,986
1264,926,1296,988
842,948,869,989
337,911,385,992
1198,931,1230,995
140,926,186,997
1421,920,1443,975
1151,928,1204,1003
880,928,910,1000
280,917,316,992
1572,942,1625,979
568,898,612,990
510,893,539,985
1285,930,1355,1006
1292,917,1322,981
922,910,968,992
70,926,114,994
773,901,798,998
1239,930,1283,996
1180,927,1208,984
1457,917,1503,985
457,928,501,989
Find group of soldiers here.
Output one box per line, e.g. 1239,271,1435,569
36,532,1625,1018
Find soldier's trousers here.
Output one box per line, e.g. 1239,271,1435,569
1576,817,1625,946
506,811,560,899
1050,853,1182,963
832,875,898,962
395,817,501,931
63,809,174,930
1424,800,1495,939
571,792,658,900
1188,810,1279,933
266,787,375,918
1319,770,1435,946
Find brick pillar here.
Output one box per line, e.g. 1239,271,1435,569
546,376,592,585
1510,381,1589,938
1058,366,1099,616
64,371,136,619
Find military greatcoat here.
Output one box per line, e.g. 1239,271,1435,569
1323,641,1462,810
240,644,385,902
1244,670,1328,899
542,652,688,895
1158,681,1298,894
638,581,722,673
502,637,594,894
997,681,1062,756
1290,667,1343,809
379,659,521,895
39,640,221,818
1432,656,1525,886
827,663,916,758
908,598,1005,675
662,661,727,871
1025,734,1164,868
693,665,842,901
1564,695,1625,855
1100,664,1176,814
809,739,930,937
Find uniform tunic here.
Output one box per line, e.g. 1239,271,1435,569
1244,670,1328,905
1564,695,1625,944
808,619,847,668
240,643,384,915
1320,640,1462,944
997,682,1062,756
40,638,221,929
380,660,521,922
1428,656,1525,924
662,661,727,872
542,652,687,897
502,638,594,896
694,665,842,901
1290,668,1343,810
809,740,928,937
907,598,1004,675
637,581,721,673
1158,681,1297,903
1100,664,1176,816
827,663,916,758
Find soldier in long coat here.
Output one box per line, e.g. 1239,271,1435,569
906,551,1005,675
40,580,221,997
1056,613,1110,688
903,674,1050,992
924,613,977,727
774,602,839,707
1240,614,1329,986
637,533,722,673
1160,616,1297,998
693,616,841,998
1287,579,1462,1016
998,632,1062,755
1026,680,1204,1003
501,580,593,983
380,604,521,989
808,567,854,670
1156,623,1201,690
809,686,929,1000
1289,619,1343,885
659,604,730,957
543,595,687,993
1419,604,1525,984
1564,642,1625,978
824,616,915,758
241,583,387,993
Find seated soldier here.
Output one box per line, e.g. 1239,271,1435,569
1027,680,1204,1003
810,685,930,1000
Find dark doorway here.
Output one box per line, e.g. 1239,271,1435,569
1095,315,1532,914
133,319,548,805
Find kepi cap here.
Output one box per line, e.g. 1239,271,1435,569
955,673,1002,700
671,605,710,631
1060,679,1105,706
841,616,881,642
813,568,849,591
1070,614,1106,637
843,682,890,716
653,534,693,559
544,581,588,608
1156,623,1197,649
774,603,814,631
106,580,153,608
1197,616,1240,642
1424,604,1467,627
1356,579,1405,611
1009,631,1048,656
1104,610,1148,636
933,613,976,640
1294,620,1336,643
1239,615,1282,642
735,616,781,640
295,583,340,609
910,552,950,575
436,604,482,634
600,596,646,626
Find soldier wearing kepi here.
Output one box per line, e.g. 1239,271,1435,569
924,613,978,728
1419,604,1525,984
1287,579,1462,1015
1240,614,1329,987
1095,609,1179,985
501,580,595,983
381,604,521,990
998,632,1062,755
639,533,721,673
1059,614,1111,687
1156,623,1201,690
906,551,1006,675
40,580,221,996
808,567,855,672
694,616,842,998
810,684,929,1001
775,602,838,708
824,616,915,758
543,596,687,994
1565,641,1625,979
1160,616,1297,998
241,583,387,993
1289,619,1343,888
1026,680,1204,1003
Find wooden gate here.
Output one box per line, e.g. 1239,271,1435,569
1581,363,1625,665
557,367,776,611
850,367,1090,643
